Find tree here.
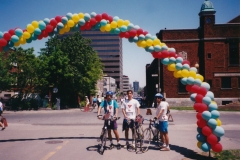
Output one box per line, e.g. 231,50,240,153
38,31,103,107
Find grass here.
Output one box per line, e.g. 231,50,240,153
170,106,240,112
213,149,240,160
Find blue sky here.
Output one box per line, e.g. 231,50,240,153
0,0,239,87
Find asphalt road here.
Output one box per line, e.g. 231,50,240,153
0,108,239,160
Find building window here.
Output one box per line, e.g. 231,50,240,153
207,53,211,59
178,51,187,60
238,77,240,89
208,80,212,87
221,77,231,89
178,79,188,93
229,39,239,65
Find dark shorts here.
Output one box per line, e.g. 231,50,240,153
159,121,168,133
122,119,139,131
0,111,2,116
104,119,117,130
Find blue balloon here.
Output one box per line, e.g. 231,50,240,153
194,79,202,86
113,16,119,22
168,48,176,53
100,20,107,26
189,67,198,73
43,18,50,24
61,17,68,24
175,63,183,70
207,118,217,128
197,127,202,134
31,33,38,41
190,93,197,102
134,25,140,30
39,21,46,30
90,12,97,18
181,77,188,85
196,133,206,142
48,32,55,37
145,34,152,40
84,13,91,21
182,64,190,70
0,32,3,38
7,41,14,47
26,38,32,43
187,77,195,85
95,23,101,29
78,19,86,26
208,103,218,111
161,58,170,65
154,45,161,52
201,142,211,152
206,91,214,100
213,126,225,137
53,28,59,34
138,34,145,40
128,37,134,43
151,36,157,40
203,97,211,105
127,23,134,30
201,82,210,91
202,111,212,121
11,35,19,43
176,57,183,63
211,110,220,119
57,22,64,29
109,29,115,34
133,36,138,43
114,28,120,34
120,25,127,32
147,46,154,52
169,57,176,63
66,12,73,19
34,28,41,35
15,28,23,37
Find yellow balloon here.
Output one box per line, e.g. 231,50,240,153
105,24,111,31
64,25,70,32
181,69,189,77
19,37,26,44
189,70,197,79
117,19,124,27
168,63,176,71
211,101,217,104
197,141,202,149
110,21,117,28
160,42,166,47
27,24,34,33
32,21,39,28
140,41,147,48
146,39,153,47
137,40,142,47
100,26,106,32
216,119,222,126
173,70,182,78
196,74,204,82
78,13,84,19
23,32,31,39
153,38,161,46
59,29,65,34
123,20,130,26
72,14,80,22
67,20,75,27
14,42,20,46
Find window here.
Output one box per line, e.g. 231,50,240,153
221,77,231,89
178,51,187,60
208,80,212,87
238,77,240,89
229,39,239,65
207,53,211,59
178,79,188,93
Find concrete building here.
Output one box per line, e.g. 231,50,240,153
146,0,240,106
122,75,130,94
103,77,116,95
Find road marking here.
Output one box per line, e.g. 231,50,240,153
41,141,69,160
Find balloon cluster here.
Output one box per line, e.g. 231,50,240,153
0,12,224,153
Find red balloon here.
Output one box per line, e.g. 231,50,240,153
182,60,190,65
191,85,200,93
198,103,208,112
8,29,15,36
137,28,143,35
102,13,108,20
80,26,86,31
197,119,207,128
186,85,193,92
211,143,222,153
124,32,130,38
168,51,176,57
143,31,148,35
0,38,7,46
202,126,212,136
152,52,162,59
89,18,97,26
119,32,125,38
45,25,53,33
85,22,91,30
37,35,43,40
42,30,48,38
95,14,102,22
196,112,202,120
108,16,113,23
161,50,169,58
195,94,204,103
194,103,201,111
3,33,11,41
207,134,218,145
50,19,58,27
55,16,62,23
129,29,137,37
198,87,207,96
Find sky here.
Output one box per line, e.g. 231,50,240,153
0,0,239,87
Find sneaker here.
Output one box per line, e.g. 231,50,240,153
159,144,166,148
131,143,135,148
123,142,129,148
117,143,121,150
109,143,114,149
160,147,170,151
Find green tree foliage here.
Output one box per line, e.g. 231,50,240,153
38,31,103,107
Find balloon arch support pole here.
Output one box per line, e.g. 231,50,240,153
208,150,211,157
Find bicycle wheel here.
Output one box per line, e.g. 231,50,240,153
79,104,85,112
88,105,94,112
142,128,151,152
99,131,107,155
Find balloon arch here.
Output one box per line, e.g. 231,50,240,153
0,12,224,153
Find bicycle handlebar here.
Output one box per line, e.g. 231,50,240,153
97,115,120,120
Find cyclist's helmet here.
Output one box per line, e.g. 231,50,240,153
106,91,113,96
155,93,163,99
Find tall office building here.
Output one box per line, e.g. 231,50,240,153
133,81,139,92
122,75,130,94
59,30,123,92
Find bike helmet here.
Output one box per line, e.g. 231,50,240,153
155,93,163,98
106,91,113,96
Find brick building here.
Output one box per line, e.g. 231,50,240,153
146,0,240,106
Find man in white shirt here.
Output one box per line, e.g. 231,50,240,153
155,93,170,151
121,90,140,148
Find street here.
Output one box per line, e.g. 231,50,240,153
0,108,240,160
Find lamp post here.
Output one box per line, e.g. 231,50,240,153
158,59,161,93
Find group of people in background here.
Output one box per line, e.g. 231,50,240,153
96,89,171,151
0,100,6,130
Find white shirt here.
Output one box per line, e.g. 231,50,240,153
97,97,102,102
156,101,169,121
0,102,3,111
121,98,140,119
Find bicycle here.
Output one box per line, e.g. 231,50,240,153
127,115,149,153
80,103,95,112
142,118,162,151
97,115,120,155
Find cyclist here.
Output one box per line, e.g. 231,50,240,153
97,95,102,109
97,91,121,150
85,96,90,111
154,93,170,151
121,89,140,148
92,96,97,107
